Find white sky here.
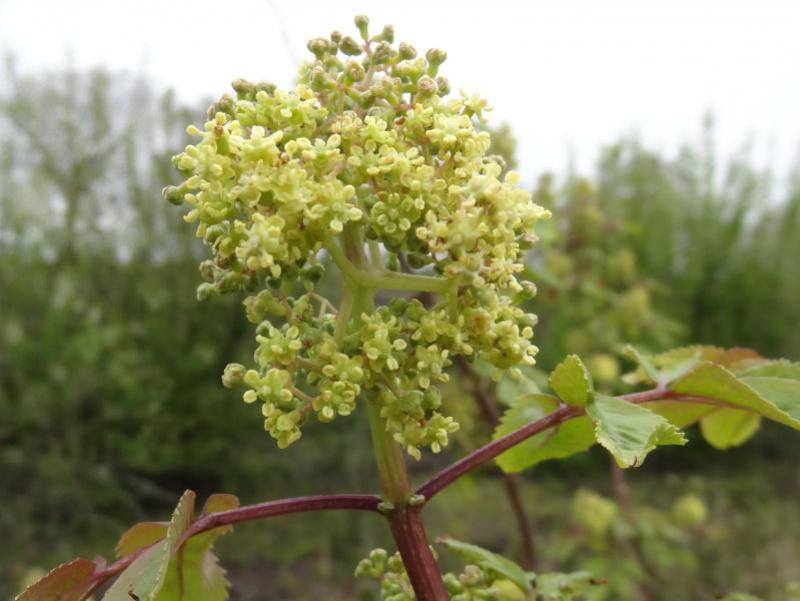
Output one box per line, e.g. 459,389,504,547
1,0,799,187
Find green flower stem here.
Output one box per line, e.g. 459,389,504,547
366,396,449,600
334,283,356,345
326,239,453,294
366,395,412,502
335,225,449,601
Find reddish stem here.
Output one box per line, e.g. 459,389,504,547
183,493,380,541
80,494,380,599
78,386,720,600
417,404,581,500
389,507,451,601
417,388,719,500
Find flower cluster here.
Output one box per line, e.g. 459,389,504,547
355,548,524,601
167,16,549,456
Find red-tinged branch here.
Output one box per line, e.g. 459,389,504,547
82,547,149,600
183,493,380,542
79,494,381,600
417,404,582,500
75,388,728,600
389,507,451,601
417,388,724,500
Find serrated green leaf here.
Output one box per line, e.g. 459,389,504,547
587,395,686,468
116,522,169,557
625,346,761,385
104,542,168,601
740,360,800,380
14,558,95,601
656,346,761,369
158,494,240,601
438,538,530,591
533,570,599,601
201,493,240,516
623,345,661,384
700,409,761,449
642,400,715,428
103,490,196,601
494,394,595,473
740,377,800,421
670,363,800,429
549,355,593,406
159,547,228,601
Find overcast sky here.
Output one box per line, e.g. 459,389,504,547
1,0,799,187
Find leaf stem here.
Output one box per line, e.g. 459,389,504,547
417,388,726,500
80,494,381,601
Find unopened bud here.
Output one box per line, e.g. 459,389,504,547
162,185,185,206
426,48,447,76
222,363,246,388
307,37,329,59
196,283,216,301
398,42,417,60
339,35,362,56
231,78,254,99
372,41,393,64
254,81,276,94
416,75,438,98
354,14,369,40
379,24,394,43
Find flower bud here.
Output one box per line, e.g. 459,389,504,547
372,42,393,64
416,75,438,98
426,48,447,76
344,60,366,82
354,14,369,39
196,283,216,301
329,30,342,44
398,42,417,60
435,76,450,96
378,24,394,43
426,48,447,66
198,259,215,282
339,35,362,56
307,37,330,59
162,185,185,206
231,78,254,99
222,363,246,388
254,81,276,94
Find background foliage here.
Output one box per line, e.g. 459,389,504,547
1,65,799,600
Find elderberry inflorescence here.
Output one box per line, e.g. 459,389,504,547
167,15,549,458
